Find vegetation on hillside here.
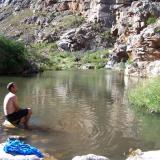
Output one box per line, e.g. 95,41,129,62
128,77,160,113
0,34,29,74
0,32,109,75
53,14,85,31
0,8,111,74
0,35,49,75
31,42,109,70
146,15,157,25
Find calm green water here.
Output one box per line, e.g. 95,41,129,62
0,70,160,160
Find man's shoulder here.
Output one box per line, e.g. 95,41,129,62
6,92,16,99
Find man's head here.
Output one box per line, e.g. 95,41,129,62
7,82,18,93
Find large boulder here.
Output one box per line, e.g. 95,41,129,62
125,60,160,77
57,23,98,51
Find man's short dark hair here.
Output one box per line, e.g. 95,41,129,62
7,82,15,91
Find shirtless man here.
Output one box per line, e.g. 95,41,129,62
3,82,32,128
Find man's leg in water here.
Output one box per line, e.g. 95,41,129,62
20,108,32,128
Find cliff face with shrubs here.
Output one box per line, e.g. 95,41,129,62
0,0,160,76
110,0,160,77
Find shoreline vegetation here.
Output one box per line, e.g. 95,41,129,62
0,35,110,75
0,34,47,75
128,77,160,114
30,41,110,70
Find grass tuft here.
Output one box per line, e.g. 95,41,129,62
128,77,160,113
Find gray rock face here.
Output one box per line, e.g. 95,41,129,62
110,0,160,77
31,0,120,27
87,0,116,27
57,24,93,51
0,0,31,9
0,8,12,21
57,23,112,51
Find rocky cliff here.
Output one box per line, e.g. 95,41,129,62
0,0,118,50
0,0,160,76
0,0,116,26
110,0,160,77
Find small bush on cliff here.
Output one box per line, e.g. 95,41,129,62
128,77,160,113
101,30,111,39
155,27,160,33
146,15,157,25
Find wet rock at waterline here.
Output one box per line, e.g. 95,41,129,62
126,149,160,160
72,154,110,160
125,60,160,77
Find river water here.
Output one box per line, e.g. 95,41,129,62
0,70,160,160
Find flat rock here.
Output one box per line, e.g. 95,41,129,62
2,120,17,129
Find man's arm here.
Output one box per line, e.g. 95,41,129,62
13,96,20,111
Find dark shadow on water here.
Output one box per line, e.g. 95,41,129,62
0,122,68,138
26,124,53,132
1,124,53,133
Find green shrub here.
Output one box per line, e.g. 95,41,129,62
29,42,56,70
50,51,75,70
155,27,160,33
146,16,157,25
0,35,50,74
128,77,160,113
0,35,29,74
126,59,134,65
81,49,108,65
101,30,111,39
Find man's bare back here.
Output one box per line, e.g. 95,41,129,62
3,92,19,115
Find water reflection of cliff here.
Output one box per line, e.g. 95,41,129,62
0,71,160,160
4,71,139,158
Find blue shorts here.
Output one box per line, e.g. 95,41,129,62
6,109,28,125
